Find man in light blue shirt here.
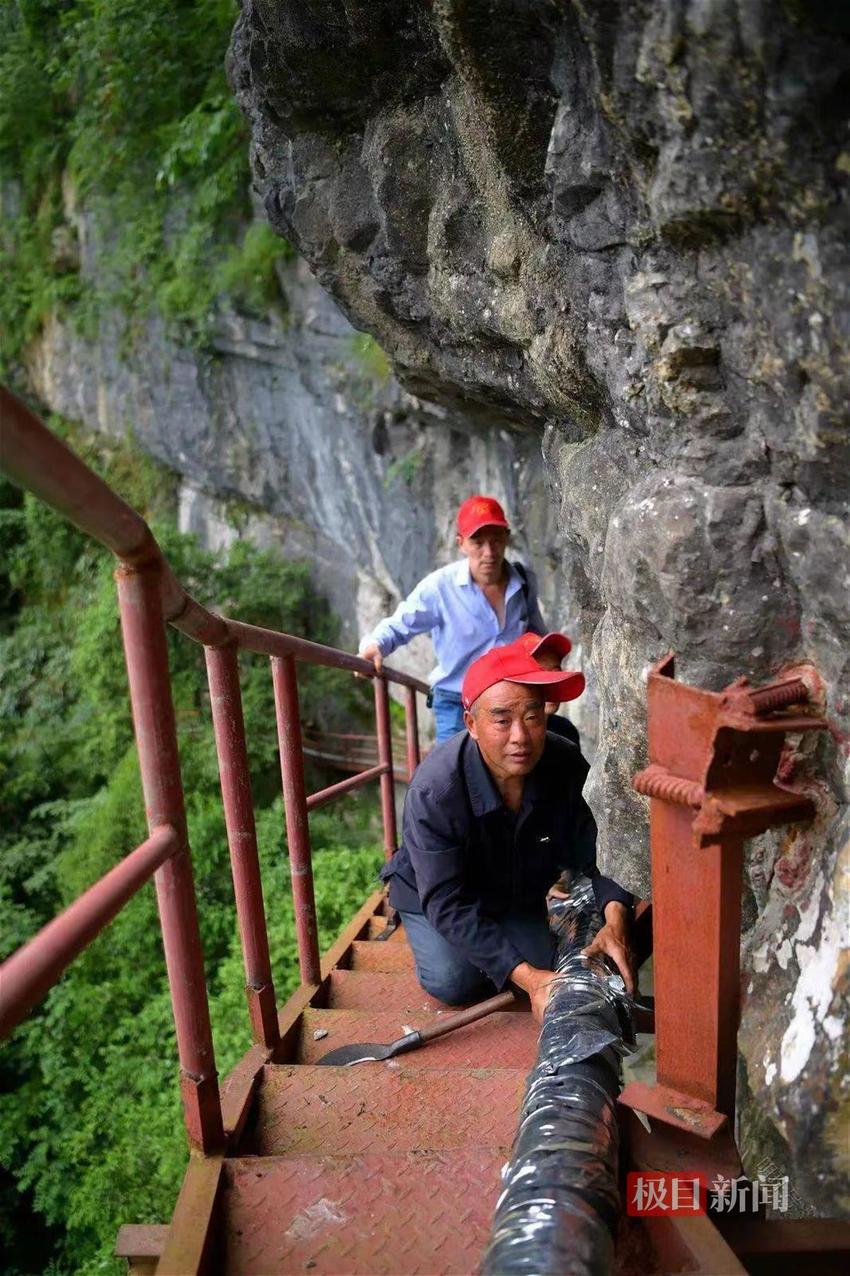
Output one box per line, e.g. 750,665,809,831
359,495,546,740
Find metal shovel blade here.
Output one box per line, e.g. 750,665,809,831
317,1030,423,1067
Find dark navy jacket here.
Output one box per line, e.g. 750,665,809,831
382,730,633,988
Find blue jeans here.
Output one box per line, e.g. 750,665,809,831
400,909,555,1004
431,688,465,742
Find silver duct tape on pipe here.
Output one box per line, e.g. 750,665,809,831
480,878,634,1276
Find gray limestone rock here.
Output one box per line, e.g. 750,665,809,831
25,206,572,728
230,0,850,1214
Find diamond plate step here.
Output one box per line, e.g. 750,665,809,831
348,940,415,972
222,1148,506,1275
325,969,525,1013
326,969,451,1013
251,1064,526,1155
297,1008,538,1069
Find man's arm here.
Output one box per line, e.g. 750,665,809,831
358,574,441,665
508,960,558,1022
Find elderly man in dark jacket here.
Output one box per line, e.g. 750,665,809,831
381,642,634,1022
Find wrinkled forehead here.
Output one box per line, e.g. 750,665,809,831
474,679,545,714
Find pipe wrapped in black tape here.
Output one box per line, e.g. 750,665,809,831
480,878,633,1276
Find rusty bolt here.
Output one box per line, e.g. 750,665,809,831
747,678,808,716
633,764,704,807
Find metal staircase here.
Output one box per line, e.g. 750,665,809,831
208,901,538,1274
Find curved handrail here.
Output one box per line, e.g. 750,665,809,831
0,825,180,1039
1,382,429,1154
0,386,427,690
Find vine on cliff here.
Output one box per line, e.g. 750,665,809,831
0,0,291,374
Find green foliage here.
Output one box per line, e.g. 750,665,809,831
0,430,381,1273
212,222,296,319
349,332,392,385
384,445,426,489
0,0,293,371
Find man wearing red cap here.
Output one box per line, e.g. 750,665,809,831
515,630,581,747
381,642,635,1021
359,495,546,741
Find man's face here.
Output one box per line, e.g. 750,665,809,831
456,525,509,584
534,649,562,717
464,681,547,781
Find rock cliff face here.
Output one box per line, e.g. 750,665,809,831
27,239,566,705
230,0,850,1211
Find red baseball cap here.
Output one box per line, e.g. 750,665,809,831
515,630,573,661
462,645,585,710
457,495,510,539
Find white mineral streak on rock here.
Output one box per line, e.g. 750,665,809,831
780,883,846,1085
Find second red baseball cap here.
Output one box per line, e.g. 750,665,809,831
462,644,585,710
515,630,573,660
457,495,510,539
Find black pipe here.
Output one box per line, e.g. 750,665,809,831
480,879,633,1276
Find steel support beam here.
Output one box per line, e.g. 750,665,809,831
116,563,224,1153
404,685,421,778
205,643,279,1048
619,655,831,1273
621,655,825,1137
373,676,398,858
271,655,322,987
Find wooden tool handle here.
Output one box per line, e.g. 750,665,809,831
416,990,518,1044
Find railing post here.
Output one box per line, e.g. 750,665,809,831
205,644,279,1048
404,685,420,779
115,563,224,1153
373,675,397,858
271,656,322,986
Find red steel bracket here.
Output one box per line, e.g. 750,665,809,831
619,654,826,1142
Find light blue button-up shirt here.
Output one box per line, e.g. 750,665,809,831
361,559,546,694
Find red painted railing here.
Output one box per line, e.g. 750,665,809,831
0,385,427,1154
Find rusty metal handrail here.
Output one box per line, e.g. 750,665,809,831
0,386,427,1153
306,764,389,812
0,825,179,1039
